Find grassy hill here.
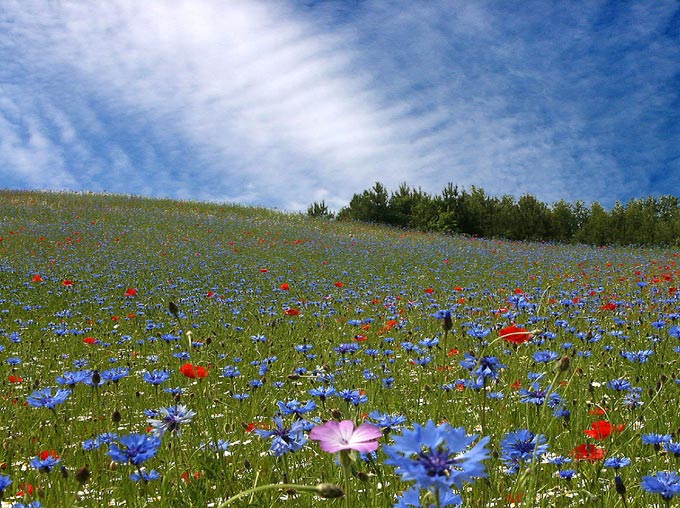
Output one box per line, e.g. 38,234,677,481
0,189,679,507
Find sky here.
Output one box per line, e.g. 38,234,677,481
1,0,679,213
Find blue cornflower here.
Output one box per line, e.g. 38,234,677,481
500,429,549,474
641,471,680,501
143,370,171,385
604,457,631,469
27,387,71,409
384,420,489,499
107,434,161,465
519,382,561,407
643,433,672,447
559,469,576,480
6,357,21,365
334,343,360,355
532,350,560,364
201,439,230,452
368,411,407,433
222,365,241,378
548,455,572,468
665,442,680,457
396,484,461,507
309,385,337,401
277,399,317,416
100,367,129,383
419,337,439,348
607,378,632,391
148,405,196,437
56,370,92,387
130,469,161,482
254,416,307,456
459,354,506,381
338,388,368,405
30,454,61,473
0,474,12,493
620,349,654,363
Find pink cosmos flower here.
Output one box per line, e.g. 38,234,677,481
309,420,381,454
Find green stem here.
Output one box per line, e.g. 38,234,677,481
216,483,341,507
340,450,352,508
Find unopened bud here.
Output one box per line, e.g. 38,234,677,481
75,465,91,485
316,483,344,499
615,475,626,497
556,356,570,373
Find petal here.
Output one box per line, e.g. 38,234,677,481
350,423,382,443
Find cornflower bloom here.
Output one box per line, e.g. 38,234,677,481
107,434,161,465
519,382,561,407
148,405,196,437
100,367,129,383
30,453,61,473
277,399,317,416
56,370,92,387
27,387,71,409
338,388,368,406
308,385,337,402
604,457,631,469
255,416,308,456
0,474,12,495
500,429,549,474
459,354,506,382
368,411,407,433
384,420,489,506
532,350,560,364
143,370,171,385
130,469,161,482
641,471,680,501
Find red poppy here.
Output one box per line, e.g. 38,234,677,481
279,283,290,291
500,324,532,344
600,302,618,311
571,443,606,461
206,290,215,298
259,268,269,273
424,287,434,294
39,450,59,460
584,420,625,440
83,337,97,345
125,288,137,297
31,275,43,283
17,482,34,497
355,334,367,341
180,363,208,379
62,279,74,287
8,375,23,383
284,308,299,316
334,281,344,287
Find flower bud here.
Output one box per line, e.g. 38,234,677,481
316,483,344,499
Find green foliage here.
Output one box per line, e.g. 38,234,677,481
328,183,680,246
2,189,680,507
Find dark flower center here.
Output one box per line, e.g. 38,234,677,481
416,449,456,477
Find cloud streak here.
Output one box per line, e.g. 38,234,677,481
1,0,678,211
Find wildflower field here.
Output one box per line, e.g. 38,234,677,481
2,190,680,507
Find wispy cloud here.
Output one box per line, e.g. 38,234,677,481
1,0,678,211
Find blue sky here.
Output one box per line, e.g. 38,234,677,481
1,0,678,212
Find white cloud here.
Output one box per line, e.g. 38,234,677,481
0,0,678,210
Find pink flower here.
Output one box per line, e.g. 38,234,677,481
309,420,381,454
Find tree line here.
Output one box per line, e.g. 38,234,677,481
307,182,680,246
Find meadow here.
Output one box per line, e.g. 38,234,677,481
1,189,680,507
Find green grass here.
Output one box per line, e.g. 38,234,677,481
0,189,679,507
